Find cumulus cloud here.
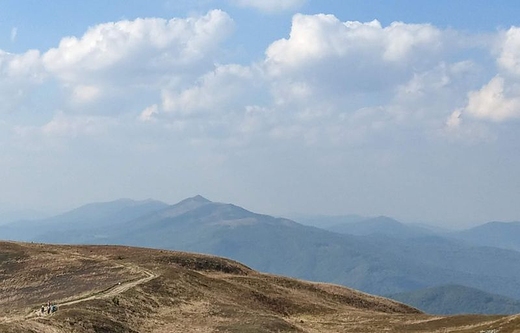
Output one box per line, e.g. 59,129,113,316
266,15,442,74
447,27,520,127
139,104,159,122
231,0,305,12
464,76,520,121
4,50,45,78
446,109,462,129
42,10,234,89
43,10,233,76
0,10,512,149
390,61,478,124
41,112,113,138
0,49,45,113
498,26,520,76
144,13,487,147
72,85,101,103
161,64,262,116
263,14,446,116
441,108,494,143
258,14,468,144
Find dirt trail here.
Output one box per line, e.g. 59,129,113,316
0,264,157,325
58,267,156,307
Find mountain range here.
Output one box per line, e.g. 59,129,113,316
2,195,520,315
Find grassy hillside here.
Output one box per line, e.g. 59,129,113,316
3,241,520,333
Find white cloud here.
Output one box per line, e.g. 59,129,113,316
266,15,442,76
4,50,45,82
161,64,260,116
43,10,233,81
1,49,43,81
139,104,159,122
446,109,462,129
0,11,509,149
143,13,487,148
258,14,474,145
0,49,45,113
465,76,520,121
72,85,101,103
390,61,478,123
42,10,234,87
441,108,494,143
231,0,305,12
498,26,520,76
383,21,442,62
41,112,113,138
263,14,447,121
445,26,520,129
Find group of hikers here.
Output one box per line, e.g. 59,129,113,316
40,301,57,315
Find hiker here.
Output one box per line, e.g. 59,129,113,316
47,304,51,314
41,305,45,315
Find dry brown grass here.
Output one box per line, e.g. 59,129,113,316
0,241,518,333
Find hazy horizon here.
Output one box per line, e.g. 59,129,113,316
1,0,520,228
0,195,516,230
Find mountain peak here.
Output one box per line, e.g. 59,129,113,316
161,195,213,217
190,195,211,203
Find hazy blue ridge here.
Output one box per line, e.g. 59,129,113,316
448,221,520,252
388,284,520,315
3,196,520,314
326,215,434,238
0,198,169,242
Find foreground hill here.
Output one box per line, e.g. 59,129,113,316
389,284,520,315
2,241,520,333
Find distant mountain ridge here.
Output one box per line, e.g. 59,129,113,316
0,198,169,241
0,209,49,225
389,284,520,315
2,196,520,316
449,221,520,252
327,215,433,238
292,214,366,228
305,214,520,251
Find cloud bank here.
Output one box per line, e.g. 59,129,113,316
1,11,514,147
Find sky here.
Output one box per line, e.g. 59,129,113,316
1,0,520,227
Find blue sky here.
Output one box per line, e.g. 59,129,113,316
1,0,520,227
